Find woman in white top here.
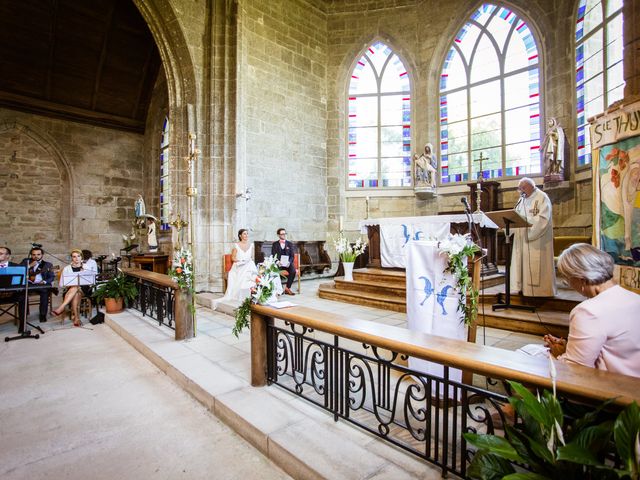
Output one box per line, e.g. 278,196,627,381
53,249,86,326
213,229,258,309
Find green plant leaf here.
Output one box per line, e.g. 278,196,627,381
463,433,525,462
508,381,551,428
613,402,640,476
556,442,602,466
572,425,612,454
502,473,550,480
466,451,515,480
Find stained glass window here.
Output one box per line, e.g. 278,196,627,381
160,116,170,230
576,0,624,166
347,42,411,188
439,4,541,183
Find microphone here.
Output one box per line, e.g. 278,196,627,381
520,192,527,198
461,196,471,212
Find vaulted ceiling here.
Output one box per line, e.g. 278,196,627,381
0,0,162,133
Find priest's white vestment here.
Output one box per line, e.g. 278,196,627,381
510,187,557,297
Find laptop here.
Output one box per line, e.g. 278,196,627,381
0,266,27,288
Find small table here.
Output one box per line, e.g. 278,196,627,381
132,254,169,275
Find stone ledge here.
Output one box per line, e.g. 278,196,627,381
105,309,442,480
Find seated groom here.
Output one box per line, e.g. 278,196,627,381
271,228,296,295
21,246,55,322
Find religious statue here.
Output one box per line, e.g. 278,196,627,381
414,143,437,189
169,213,189,250
147,217,158,253
542,118,565,180
134,194,146,217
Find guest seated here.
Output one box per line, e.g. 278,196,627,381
53,249,86,327
545,243,640,377
271,227,296,295
0,246,26,320
213,229,258,309
21,246,55,322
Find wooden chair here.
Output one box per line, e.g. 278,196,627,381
279,253,301,294
223,253,300,293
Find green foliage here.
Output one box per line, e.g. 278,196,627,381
464,381,640,480
232,297,252,338
443,242,480,325
92,273,138,304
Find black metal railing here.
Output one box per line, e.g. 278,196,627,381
267,321,523,478
129,279,175,330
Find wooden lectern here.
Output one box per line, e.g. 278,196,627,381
485,209,535,312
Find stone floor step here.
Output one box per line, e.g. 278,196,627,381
476,304,570,337
334,277,406,297
478,292,579,312
105,310,440,479
318,283,406,313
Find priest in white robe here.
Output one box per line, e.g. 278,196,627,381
510,177,557,297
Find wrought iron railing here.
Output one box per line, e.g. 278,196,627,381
129,279,174,330
266,320,515,478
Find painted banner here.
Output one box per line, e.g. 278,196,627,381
590,102,640,149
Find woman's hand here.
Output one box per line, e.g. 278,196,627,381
543,334,567,358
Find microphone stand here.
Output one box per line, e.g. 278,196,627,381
5,265,40,342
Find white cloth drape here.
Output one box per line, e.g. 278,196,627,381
406,241,467,397
380,222,450,268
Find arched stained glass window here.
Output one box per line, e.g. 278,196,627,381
347,41,411,188
576,0,623,166
160,116,170,230
439,4,541,183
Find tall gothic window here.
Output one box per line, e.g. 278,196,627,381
576,0,624,166
439,4,541,183
347,41,411,188
160,116,170,230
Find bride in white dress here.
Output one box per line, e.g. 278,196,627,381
213,229,258,309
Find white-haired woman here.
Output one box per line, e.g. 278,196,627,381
545,243,640,377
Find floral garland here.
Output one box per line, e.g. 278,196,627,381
168,247,194,292
333,232,367,262
232,255,281,337
439,234,480,325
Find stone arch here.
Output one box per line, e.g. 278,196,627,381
0,119,73,249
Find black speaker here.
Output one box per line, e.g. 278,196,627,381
90,312,104,325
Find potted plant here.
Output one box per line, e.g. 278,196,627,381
92,273,138,313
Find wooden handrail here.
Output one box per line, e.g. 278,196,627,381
251,304,640,406
122,268,177,289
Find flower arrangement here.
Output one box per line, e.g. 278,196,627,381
333,232,367,263
233,255,282,337
439,233,480,325
168,247,194,292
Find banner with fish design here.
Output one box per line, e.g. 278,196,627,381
406,241,466,397
380,222,449,268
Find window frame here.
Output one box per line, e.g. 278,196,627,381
345,41,413,191
438,4,543,185
160,115,170,230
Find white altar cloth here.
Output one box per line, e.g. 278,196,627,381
406,241,467,397
359,213,497,268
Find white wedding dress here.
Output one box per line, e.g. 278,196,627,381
213,243,258,309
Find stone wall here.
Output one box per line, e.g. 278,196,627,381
236,0,329,243
0,109,144,261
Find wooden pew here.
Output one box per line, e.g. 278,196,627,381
254,241,331,276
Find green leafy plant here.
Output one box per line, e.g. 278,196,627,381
92,273,138,304
440,234,480,325
464,380,640,479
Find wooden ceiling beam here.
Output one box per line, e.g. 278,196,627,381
91,1,118,110
0,91,144,133
45,0,59,100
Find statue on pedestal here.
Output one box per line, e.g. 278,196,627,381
147,217,158,253
415,143,437,189
542,118,565,182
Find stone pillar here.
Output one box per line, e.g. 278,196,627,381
623,0,640,97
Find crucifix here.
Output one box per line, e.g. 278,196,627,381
169,213,189,250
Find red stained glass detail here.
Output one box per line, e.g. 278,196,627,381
530,113,540,118
358,61,365,66
368,47,375,54
349,96,356,100
530,145,540,150
351,75,359,79
529,93,539,98
399,71,408,77
516,21,526,30
528,54,538,61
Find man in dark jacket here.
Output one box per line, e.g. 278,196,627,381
21,246,55,322
271,228,296,295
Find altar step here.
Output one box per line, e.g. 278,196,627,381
319,268,573,337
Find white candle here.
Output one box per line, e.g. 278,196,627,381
339,215,343,232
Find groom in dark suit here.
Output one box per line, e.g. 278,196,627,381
21,246,55,322
271,228,296,295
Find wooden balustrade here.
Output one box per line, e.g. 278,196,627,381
250,303,639,406
122,268,194,340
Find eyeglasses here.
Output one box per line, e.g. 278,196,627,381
279,232,287,236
